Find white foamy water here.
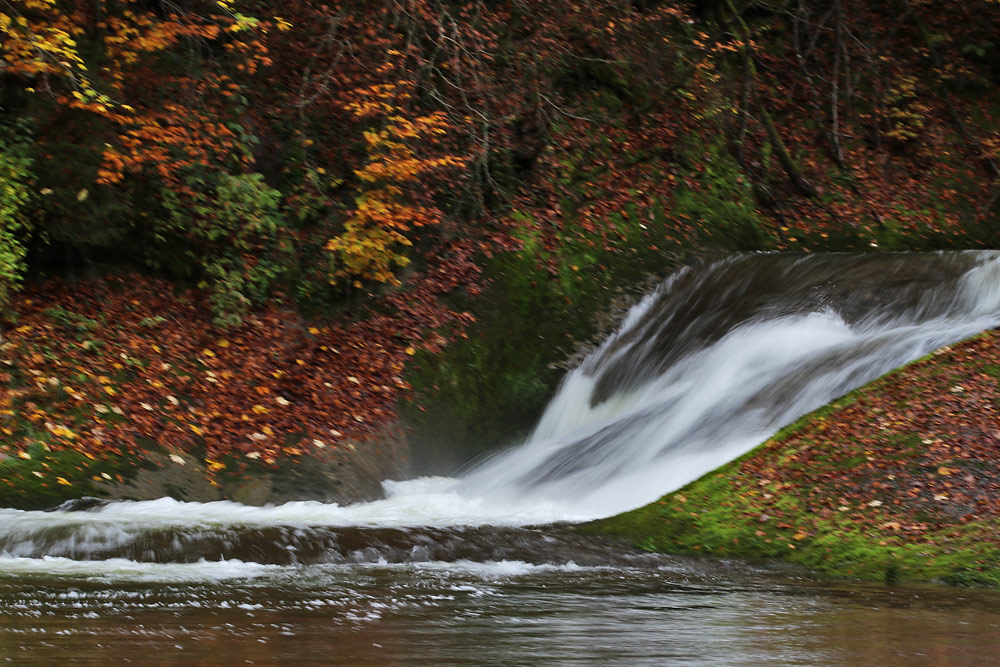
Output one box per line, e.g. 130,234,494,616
0,476,591,550
0,555,283,583
2,251,999,579
0,553,591,583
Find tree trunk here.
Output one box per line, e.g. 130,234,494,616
725,0,816,197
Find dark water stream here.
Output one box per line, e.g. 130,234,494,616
4,251,1000,664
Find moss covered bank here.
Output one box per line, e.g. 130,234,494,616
583,329,1000,587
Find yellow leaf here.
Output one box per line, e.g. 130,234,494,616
46,423,76,439
217,339,230,348
405,346,416,355
252,404,269,414
190,424,204,436
205,459,226,471
56,477,71,486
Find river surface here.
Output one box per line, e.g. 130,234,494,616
4,251,1000,664
5,550,1000,665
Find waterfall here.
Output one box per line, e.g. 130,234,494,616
459,251,1000,516
1,251,999,569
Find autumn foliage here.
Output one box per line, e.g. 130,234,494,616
327,80,467,285
0,264,474,468
0,0,998,485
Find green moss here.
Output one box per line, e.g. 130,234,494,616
585,463,1000,586
672,133,775,252
0,446,139,510
402,216,677,472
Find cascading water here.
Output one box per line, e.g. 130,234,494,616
460,251,1000,516
2,251,1000,572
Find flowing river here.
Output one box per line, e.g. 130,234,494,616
4,251,1000,664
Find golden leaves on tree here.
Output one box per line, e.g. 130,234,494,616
326,82,466,286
